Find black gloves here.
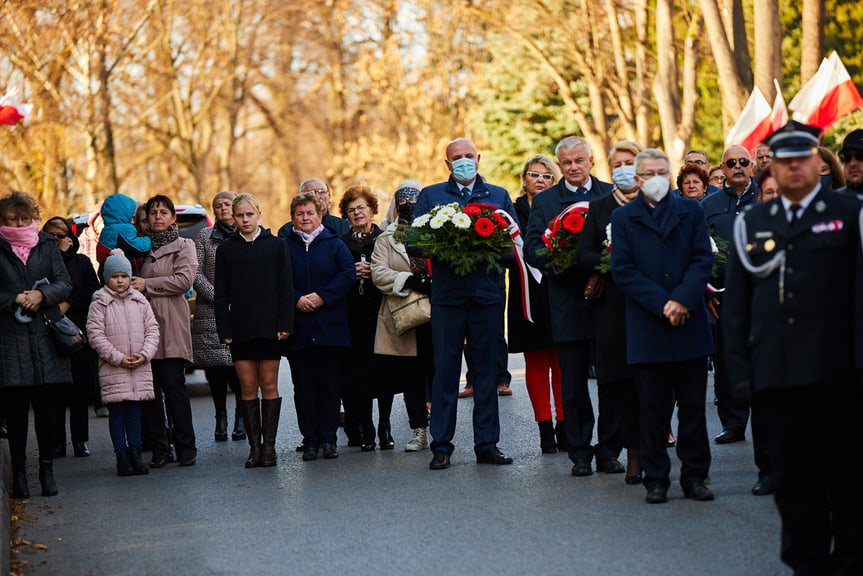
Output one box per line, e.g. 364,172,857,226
404,274,432,295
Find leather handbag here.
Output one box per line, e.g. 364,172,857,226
386,290,431,336
41,310,86,355
583,273,605,301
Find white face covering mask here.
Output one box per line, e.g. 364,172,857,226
641,175,670,203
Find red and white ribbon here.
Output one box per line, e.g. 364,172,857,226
496,209,542,323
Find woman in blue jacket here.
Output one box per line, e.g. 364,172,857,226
282,192,355,461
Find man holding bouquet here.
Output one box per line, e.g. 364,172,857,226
524,136,621,477
414,138,517,470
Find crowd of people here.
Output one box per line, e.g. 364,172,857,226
2,121,862,575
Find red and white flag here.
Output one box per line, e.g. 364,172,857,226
771,79,789,132
789,51,863,132
0,94,32,126
725,86,772,156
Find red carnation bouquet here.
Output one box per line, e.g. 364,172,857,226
395,201,514,275
538,201,589,272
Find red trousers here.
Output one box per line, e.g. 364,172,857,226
524,348,563,422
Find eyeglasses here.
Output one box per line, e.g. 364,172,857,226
347,204,369,214
840,150,862,162
724,158,751,169
636,170,670,178
686,159,708,166
709,176,725,185
307,188,329,196
526,171,554,181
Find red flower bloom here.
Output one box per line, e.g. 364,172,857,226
475,217,495,237
492,212,508,229
463,204,482,217
562,212,585,234
606,244,612,253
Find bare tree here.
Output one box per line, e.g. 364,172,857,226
754,0,782,102
801,0,825,83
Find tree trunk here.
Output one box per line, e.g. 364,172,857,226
754,0,781,103
653,0,681,160
801,0,824,83
634,0,651,146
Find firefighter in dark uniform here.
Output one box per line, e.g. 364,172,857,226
723,121,863,576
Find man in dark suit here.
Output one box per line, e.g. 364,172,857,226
610,148,715,504
524,136,623,477
723,121,863,575
414,138,517,470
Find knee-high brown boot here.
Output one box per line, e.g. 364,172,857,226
240,399,262,468
260,397,282,467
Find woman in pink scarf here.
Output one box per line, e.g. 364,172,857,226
0,191,73,499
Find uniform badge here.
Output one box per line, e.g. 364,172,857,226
815,200,827,213
746,243,755,252
755,231,773,239
769,204,779,216
764,239,776,252
812,220,844,234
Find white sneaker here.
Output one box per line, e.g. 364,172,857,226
405,427,429,451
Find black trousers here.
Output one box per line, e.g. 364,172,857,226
204,366,241,416
760,383,863,575
4,385,56,467
631,357,710,490
54,387,89,445
713,320,749,433
378,354,430,430
142,358,197,460
464,287,512,387
287,345,343,448
557,341,622,462
608,377,639,451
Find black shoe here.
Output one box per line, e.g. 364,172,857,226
596,457,625,474
538,420,557,454
554,421,571,452
570,458,593,476
116,451,134,477
429,451,451,470
322,443,339,459
11,467,30,499
714,429,745,444
149,452,169,469
178,456,197,467
214,410,229,442
232,406,247,441
129,450,149,475
645,486,668,504
295,444,307,453
751,476,775,496
302,446,319,461
54,442,67,459
683,482,715,501
360,442,376,452
39,460,58,496
73,442,90,457
378,425,394,450
476,447,513,465
625,473,643,485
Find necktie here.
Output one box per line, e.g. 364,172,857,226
789,203,801,226
577,187,586,196
462,187,470,201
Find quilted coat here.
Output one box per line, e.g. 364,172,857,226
0,231,73,388
139,236,197,362
87,286,159,403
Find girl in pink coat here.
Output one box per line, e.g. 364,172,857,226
87,251,160,477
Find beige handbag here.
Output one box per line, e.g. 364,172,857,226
386,290,431,336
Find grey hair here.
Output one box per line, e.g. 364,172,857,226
299,178,328,194
634,148,671,174
555,136,591,158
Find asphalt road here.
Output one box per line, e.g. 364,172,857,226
14,356,788,576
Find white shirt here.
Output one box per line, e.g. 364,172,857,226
781,183,821,223
564,178,593,193
242,226,262,242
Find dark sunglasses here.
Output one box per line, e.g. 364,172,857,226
51,232,69,240
840,150,862,162
724,158,751,169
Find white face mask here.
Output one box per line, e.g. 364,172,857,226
641,175,670,203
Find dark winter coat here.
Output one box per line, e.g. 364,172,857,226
576,192,631,383
282,224,355,351
341,225,384,398
700,183,760,287
524,176,613,343
277,212,350,240
0,231,73,388
506,194,554,353
214,227,294,344
610,193,715,365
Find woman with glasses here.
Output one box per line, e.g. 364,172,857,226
506,154,567,453
338,186,389,450
708,166,725,190
42,217,100,459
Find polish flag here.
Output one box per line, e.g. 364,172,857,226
725,86,772,156
789,51,863,132
0,94,32,126
771,79,788,132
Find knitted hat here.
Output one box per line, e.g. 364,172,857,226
104,249,132,279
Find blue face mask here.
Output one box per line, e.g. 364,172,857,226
612,165,637,190
820,174,833,190
451,157,478,182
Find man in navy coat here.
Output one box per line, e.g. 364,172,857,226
723,122,863,574
524,136,620,477
610,148,715,504
414,138,517,470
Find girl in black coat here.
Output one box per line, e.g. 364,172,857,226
42,217,100,458
214,193,294,468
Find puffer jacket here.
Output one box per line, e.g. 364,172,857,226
0,232,73,388
87,286,159,403
139,236,197,361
